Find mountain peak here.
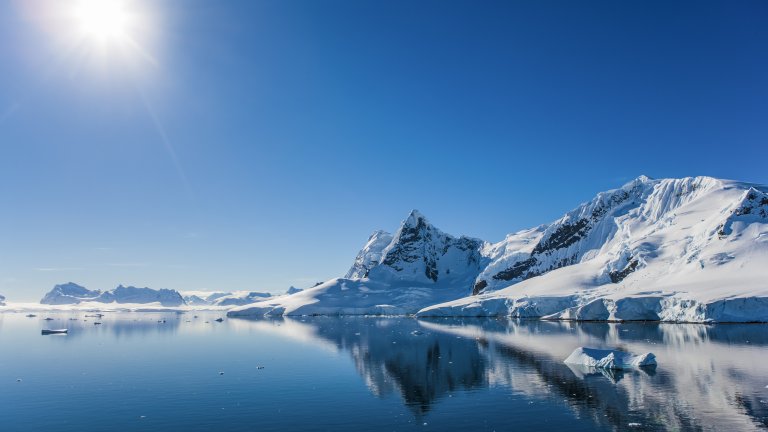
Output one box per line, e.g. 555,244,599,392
403,209,428,228
621,175,654,190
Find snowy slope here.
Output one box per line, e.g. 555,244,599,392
229,210,486,316
420,176,768,322
345,230,393,279
41,283,185,307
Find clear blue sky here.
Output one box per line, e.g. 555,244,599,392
1,0,766,301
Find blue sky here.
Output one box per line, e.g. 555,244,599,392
1,0,766,301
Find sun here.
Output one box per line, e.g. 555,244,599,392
74,0,131,42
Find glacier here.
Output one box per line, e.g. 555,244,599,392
230,176,768,322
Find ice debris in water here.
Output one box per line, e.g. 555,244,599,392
564,347,656,370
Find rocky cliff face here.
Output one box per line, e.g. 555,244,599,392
357,210,486,292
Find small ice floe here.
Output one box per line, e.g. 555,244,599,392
219,371,224,375
41,329,68,335
256,366,265,370
411,330,424,336
564,347,656,370
215,318,224,322
25,314,37,318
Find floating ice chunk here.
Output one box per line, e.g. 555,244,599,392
41,329,68,335
564,347,656,370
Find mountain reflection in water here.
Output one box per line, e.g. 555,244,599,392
238,316,768,430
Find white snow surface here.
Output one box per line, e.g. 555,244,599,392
564,347,657,370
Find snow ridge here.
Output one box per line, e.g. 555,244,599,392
345,230,393,279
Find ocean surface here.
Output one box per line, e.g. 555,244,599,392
1,312,767,431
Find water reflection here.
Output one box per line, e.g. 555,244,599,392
249,317,488,413
233,316,768,430
27,311,185,339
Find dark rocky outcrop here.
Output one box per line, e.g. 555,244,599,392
609,259,639,283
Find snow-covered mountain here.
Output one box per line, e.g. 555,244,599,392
286,286,304,295
421,176,768,322
181,290,273,306
230,176,768,322
41,282,102,305
41,283,185,307
213,291,272,306
229,210,486,316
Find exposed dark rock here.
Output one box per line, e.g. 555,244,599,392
382,216,430,269
492,257,538,281
609,259,639,283
425,257,438,282
533,219,590,254
472,280,488,295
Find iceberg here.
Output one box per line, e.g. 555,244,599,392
564,347,656,370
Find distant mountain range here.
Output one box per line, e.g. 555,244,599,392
41,283,187,307
38,283,278,307
228,176,768,322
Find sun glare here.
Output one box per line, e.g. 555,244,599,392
75,0,130,41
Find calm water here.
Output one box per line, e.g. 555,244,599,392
1,312,767,431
